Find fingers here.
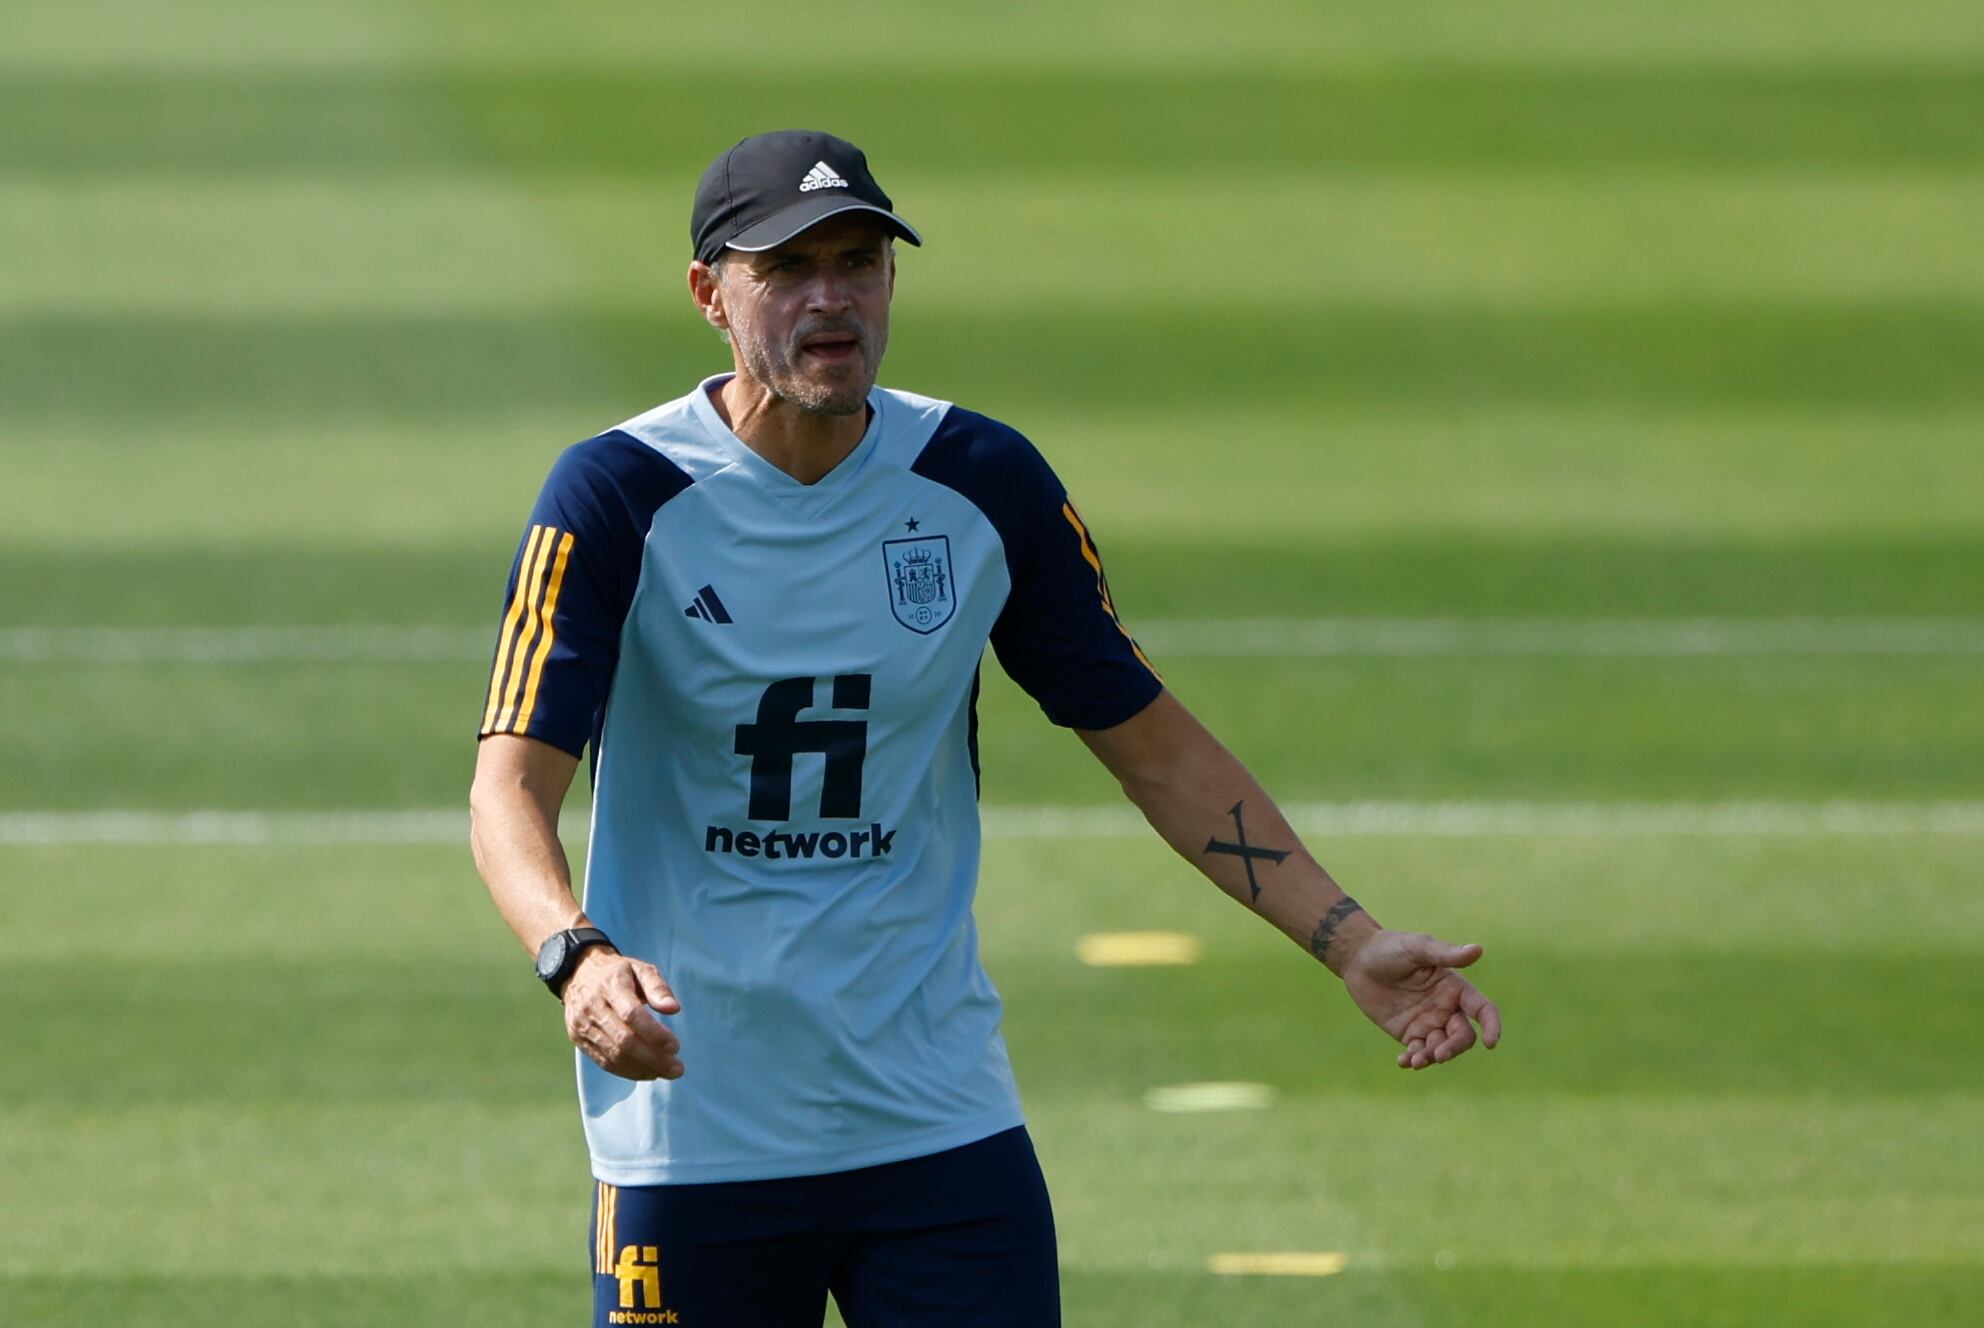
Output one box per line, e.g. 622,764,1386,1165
1356,930,1501,1070
606,963,683,1078
1397,1012,1440,1069
1418,936,1483,970
564,957,686,1081
1394,980,1501,1070
1399,1018,1471,1068
611,994,683,1079
632,960,681,1014
1429,1009,1476,1063
574,1004,684,1081
1464,987,1503,1050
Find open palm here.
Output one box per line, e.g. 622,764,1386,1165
1341,931,1502,1069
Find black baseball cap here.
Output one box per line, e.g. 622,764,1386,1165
691,130,922,266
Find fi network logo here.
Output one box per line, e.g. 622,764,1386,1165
610,1244,681,1324
733,674,870,820
710,674,896,862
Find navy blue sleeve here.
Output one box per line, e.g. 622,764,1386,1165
913,408,1163,730
477,431,692,758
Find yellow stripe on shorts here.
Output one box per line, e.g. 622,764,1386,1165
596,1181,618,1274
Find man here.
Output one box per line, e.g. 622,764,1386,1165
469,129,1500,1327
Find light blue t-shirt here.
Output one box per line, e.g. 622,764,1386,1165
479,375,1161,1185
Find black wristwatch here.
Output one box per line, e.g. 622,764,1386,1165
534,927,615,998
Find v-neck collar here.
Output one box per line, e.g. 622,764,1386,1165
691,373,885,510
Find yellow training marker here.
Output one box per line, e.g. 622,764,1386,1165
1075,931,1202,966
1208,1252,1349,1278
1142,1082,1276,1114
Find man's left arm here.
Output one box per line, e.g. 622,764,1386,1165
1077,690,1502,1069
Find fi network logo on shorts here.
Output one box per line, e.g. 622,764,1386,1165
610,1244,681,1324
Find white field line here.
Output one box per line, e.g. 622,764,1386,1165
1138,618,1984,657
5,619,1984,664
991,802,1984,837
0,626,489,664
6,801,1984,846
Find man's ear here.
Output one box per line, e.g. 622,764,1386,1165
688,261,729,331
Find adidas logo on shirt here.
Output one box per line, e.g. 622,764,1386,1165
798,161,849,193
683,584,733,623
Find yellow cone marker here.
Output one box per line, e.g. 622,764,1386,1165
1075,931,1202,966
1208,1252,1348,1277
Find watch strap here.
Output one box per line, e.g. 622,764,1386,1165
537,926,614,997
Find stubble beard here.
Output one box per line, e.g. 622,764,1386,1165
735,320,887,418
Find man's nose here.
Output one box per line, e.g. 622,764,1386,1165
805,270,852,313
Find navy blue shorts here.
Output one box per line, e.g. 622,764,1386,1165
589,1126,1059,1327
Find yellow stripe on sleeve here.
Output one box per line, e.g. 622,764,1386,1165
492,526,559,731
1062,502,1159,676
481,525,549,734
1061,503,1114,612
506,529,574,734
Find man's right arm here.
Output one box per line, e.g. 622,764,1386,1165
469,732,685,1080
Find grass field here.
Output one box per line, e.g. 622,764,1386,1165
4,1,1982,1324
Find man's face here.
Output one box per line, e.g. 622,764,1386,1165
703,215,895,417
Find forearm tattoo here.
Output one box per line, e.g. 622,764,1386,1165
1309,896,1366,963
1203,800,1291,903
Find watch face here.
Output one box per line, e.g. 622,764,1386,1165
535,932,569,982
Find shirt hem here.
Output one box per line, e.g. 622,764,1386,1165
587,1106,1027,1187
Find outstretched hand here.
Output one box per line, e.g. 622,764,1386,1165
1341,931,1502,1069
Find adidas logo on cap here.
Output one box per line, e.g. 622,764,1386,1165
798,161,849,193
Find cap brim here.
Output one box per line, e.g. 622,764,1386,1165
724,198,923,254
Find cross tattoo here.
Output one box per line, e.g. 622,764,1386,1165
1204,800,1290,903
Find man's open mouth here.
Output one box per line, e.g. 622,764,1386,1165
800,332,862,361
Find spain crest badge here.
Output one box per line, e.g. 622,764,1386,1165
882,535,955,634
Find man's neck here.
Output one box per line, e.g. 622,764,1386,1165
714,374,869,486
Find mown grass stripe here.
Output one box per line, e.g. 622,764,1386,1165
7,802,1984,845
16,4,1984,74
8,538,1982,626
8,65,1984,177
10,305,1982,423
19,174,1984,319
12,954,1984,1106
4,1264,1977,1328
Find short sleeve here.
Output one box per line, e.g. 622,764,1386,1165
477,432,691,757
913,409,1163,730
